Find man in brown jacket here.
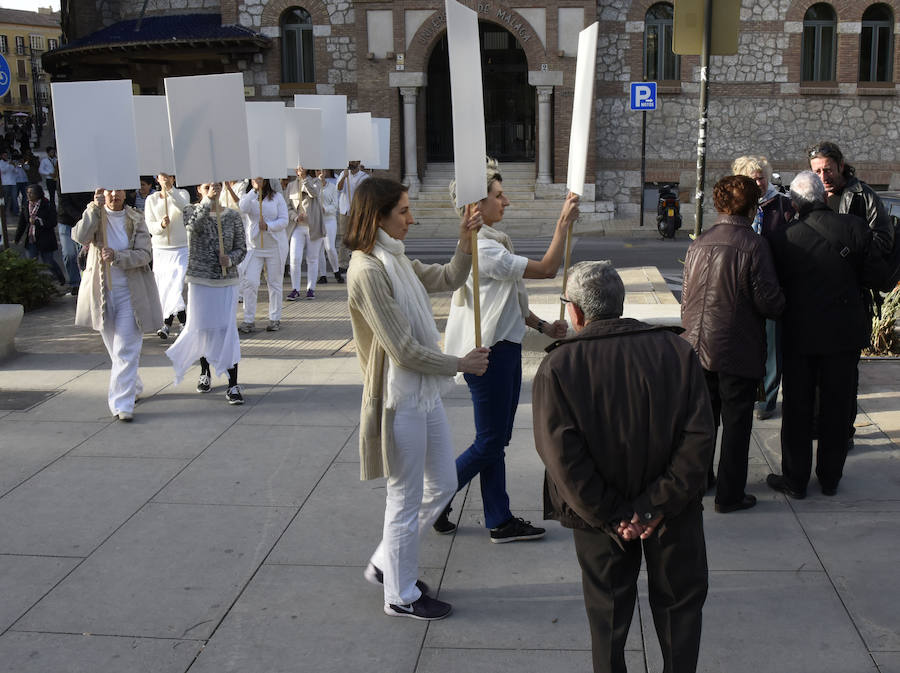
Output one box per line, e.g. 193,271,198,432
681,175,785,513
533,261,715,673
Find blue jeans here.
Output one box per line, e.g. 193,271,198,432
762,318,782,412
457,340,521,529
57,223,81,287
3,184,18,214
24,243,66,284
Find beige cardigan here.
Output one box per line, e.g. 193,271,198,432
347,246,472,480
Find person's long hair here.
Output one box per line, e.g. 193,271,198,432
256,178,274,200
343,178,408,254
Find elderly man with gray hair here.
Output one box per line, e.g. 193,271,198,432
766,171,888,500
533,260,715,673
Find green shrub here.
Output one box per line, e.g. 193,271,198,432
0,248,60,310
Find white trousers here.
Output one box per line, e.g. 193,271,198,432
318,216,339,274
370,399,457,605
288,226,324,291
241,250,283,322
99,283,144,415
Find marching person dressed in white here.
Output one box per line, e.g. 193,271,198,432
166,182,247,405
73,188,163,421
336,161,368,277
239,177,289,333
144,173,190,340
285,166,326,300
317,168,341,284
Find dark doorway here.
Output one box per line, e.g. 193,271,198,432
425,22,535,162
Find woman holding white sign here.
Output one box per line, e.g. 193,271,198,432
238,178,289,332
284,166,325,300
73,188,163,422
345,177,488,621
438,158,579,541
144,173,191,340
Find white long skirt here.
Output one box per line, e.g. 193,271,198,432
153,247,188,318
166,283,240,384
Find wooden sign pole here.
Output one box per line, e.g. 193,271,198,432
470,206,482,348
257,186,264,249
100,204,110,276
559,220,575,320
215,197,227,277
163,187,170,245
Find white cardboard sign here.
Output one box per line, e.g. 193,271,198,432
51,79,140,193
369,117,391,170
133,95,176,176
347,112,375,164
445,0,487,207
285,107,324,171
566,22,599,196
165,73,251,185
294,94,348,170
246,101,288,178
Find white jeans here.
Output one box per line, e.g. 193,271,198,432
318,216,339,274
99,283,144,415
241,250,283,322
370,399,457,606
289,226,324,291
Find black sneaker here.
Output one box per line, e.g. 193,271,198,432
433,504,456,535
225,385,244,405
335,269,345,283
196,374,211,393
384,594,452,621
318,275,328,284
489,516,546,544
364,563,430,596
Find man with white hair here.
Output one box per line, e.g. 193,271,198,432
766,171,888,499
533,260,714,673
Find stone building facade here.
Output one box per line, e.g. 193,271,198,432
47,0,900,217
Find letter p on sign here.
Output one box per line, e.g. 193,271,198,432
630,82,657,111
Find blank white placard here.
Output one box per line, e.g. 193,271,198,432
369,117,391,170
51,80,140,193
165,73,251,185
445,0,487,208
133,95,176,176
294,94,347,170
246,101,288,178
566,22,598,196
347,112,375,164
285,107,324,171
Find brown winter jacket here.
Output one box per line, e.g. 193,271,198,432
681,214,785,379
532,318,715,541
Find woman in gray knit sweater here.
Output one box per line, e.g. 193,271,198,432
166,182,247,404
346,177,489,621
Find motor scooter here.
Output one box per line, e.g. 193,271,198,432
656,184,682,239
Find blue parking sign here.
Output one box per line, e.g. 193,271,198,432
630,82,657,111
0,54,10,98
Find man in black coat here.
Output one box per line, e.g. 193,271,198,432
15,183,66,285
766,171,888,499
533,261,715,673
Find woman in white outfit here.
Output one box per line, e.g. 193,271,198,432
73,188,163,421
144,173,190,340
166,182,247,405
345,177,489,621
239,178,289,332
317,168,341,284
284,166,326,300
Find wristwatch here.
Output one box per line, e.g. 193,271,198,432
534,319,548,334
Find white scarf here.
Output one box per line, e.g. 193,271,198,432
372,228,452,411
452,225,529,318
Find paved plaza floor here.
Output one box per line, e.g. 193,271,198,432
0,274,898,673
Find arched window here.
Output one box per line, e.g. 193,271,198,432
859,4,894,82
282,7,315,83
644,3,680,81
802,3,837,81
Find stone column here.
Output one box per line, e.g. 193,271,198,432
536,86,554,184
400,87,421,197
389,72,427,198
528,70,564,187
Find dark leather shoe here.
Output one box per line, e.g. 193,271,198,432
432,503,456,535
821,485,838,496
766,473,806,499
715,494,757,513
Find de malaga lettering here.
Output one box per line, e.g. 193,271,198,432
417,3,533,45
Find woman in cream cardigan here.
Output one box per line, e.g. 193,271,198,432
73,188,163,421
345,177,488,622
